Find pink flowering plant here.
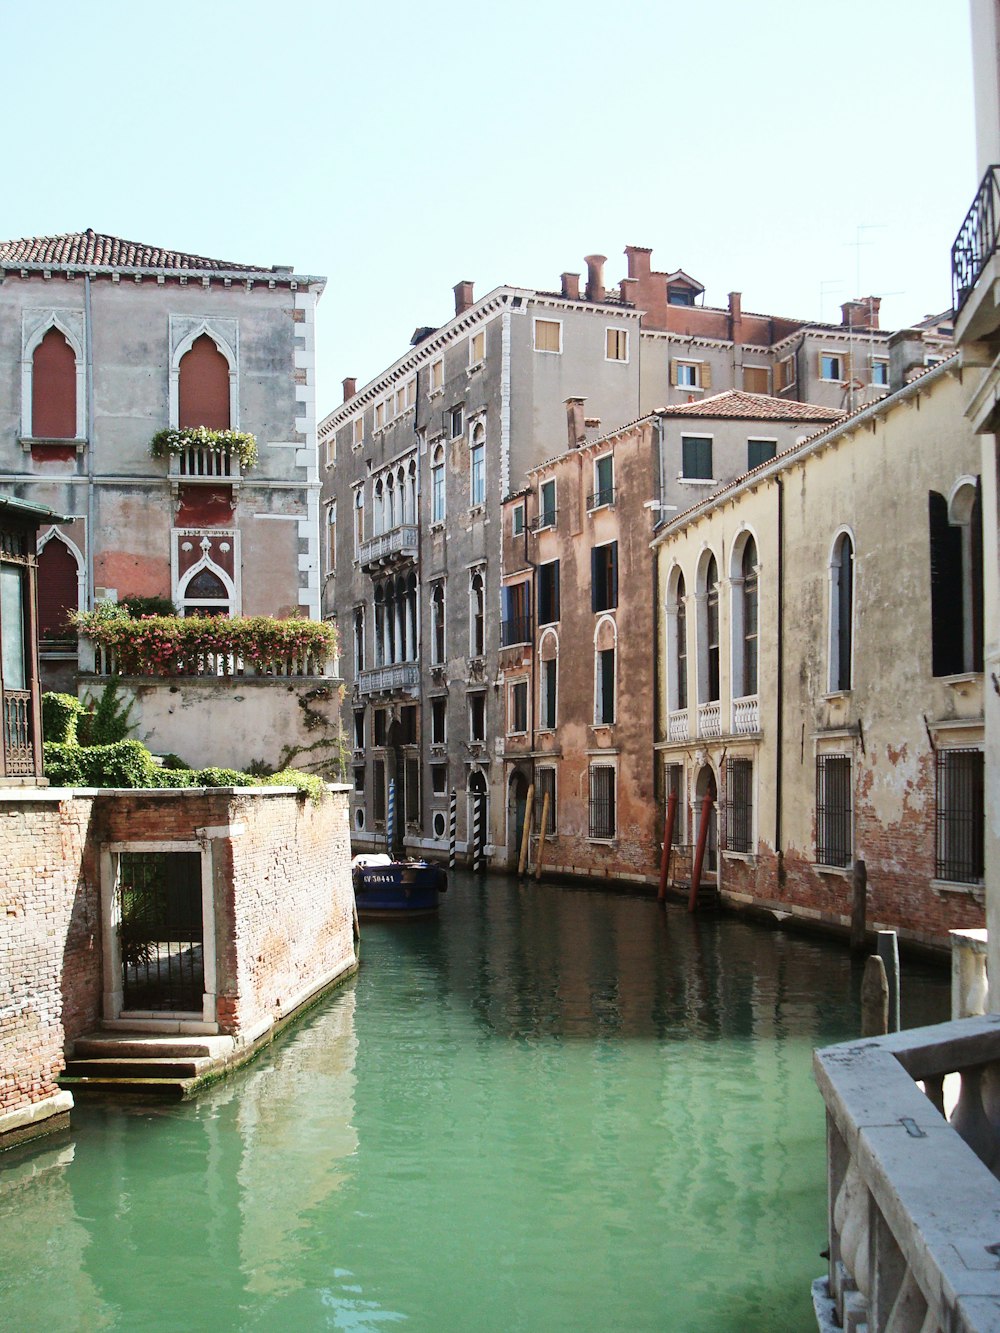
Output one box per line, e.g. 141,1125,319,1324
149,426,258,470
73,606,337,678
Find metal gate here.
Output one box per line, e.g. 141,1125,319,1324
118,851,203,1012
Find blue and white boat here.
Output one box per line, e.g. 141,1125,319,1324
351,854,448,917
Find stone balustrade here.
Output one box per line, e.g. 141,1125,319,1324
732,694,760,735
813,1013,1000,1331
697,701,721,738
668,708,689,742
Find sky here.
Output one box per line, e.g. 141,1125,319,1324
0,0,977,414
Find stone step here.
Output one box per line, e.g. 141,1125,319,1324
72,1035,231,1060
57,1075,197,1101
62,1056,213,1080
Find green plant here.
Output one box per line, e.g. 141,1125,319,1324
78,741,157,788
42,692,84,744
149,426,258,470
194,767,258,788
262,769,327,804
78,677,135,746
119,595,177,619
158,753,190,771
156,769,197,788
43,741,86,785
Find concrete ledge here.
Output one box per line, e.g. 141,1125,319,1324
0,1091,74,1153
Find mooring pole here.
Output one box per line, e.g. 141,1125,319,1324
658,792,678,903
448,789,457,872
535,792,551,882
850,858,867,953
387,778,395,856
877,929,901,1033
472,793,484,873
861,954,889,1037
688,789,713,913
518,783,535,877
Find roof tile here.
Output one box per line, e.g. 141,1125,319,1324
660,389,846,422
0,228,271,273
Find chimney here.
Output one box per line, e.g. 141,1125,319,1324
584,255,606,303
841,297,881,330
888,329,927,391
342,376,357,402
619,277,637,306
624,245,652,280
561,271,581,300
454,280,474,316
565,397,587,450
728,291,743,345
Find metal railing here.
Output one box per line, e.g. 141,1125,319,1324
2,689,34,776
587,487,616,511
531,509,558,532
359,524,419,568
500,615,532,647
952,164,1000,314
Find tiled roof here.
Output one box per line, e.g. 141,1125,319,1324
0,229,272,273
660,390,846,422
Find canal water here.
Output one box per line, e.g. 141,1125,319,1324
1,873,949,1332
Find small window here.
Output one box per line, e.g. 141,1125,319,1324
534,319,562,353
400,705,417,745
501,581,531,647
508,680,528,734
668,285,695,307
591,543,618,612
449,404,464,439
591,454,614,510
375,401,385,430
605,328,628,362
430,359,444,393
538,560,560,625
354,765,365,794
394,386,406,416
374,709,387,746
589,765,616,839
405,377,416,407
673,360,710,390
871,358,889,387
353,708,365,750
352,417,364,448
816,755,852,868
724,758,753,853
536,767,556,834
431,764,448,796
936,748,984,884
775,356,796,391
469,330,485,366
682,436,713,480
353,607,365,674
929,482,983,676
512,503,525,537
747,439,777,470
742,366,769,395
538,478,556,529
820,353,844,382
431,697,447,745
469,692,486,742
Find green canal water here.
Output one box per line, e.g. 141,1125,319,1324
1,874,950,1332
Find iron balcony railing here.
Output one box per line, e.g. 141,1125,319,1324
500,615,532,647
359,524,419,570
587,487,616,511
531,509,558,532
952,163,1000,314
3,688,35,776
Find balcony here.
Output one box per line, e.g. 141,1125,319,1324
500,615,532,647
953,164,1000,343
668,708,690,742
359,524,419,572
813,1005,1000,1331
587,487,616,512
531,509,558,533
3,689,35,777
697,700,721,738
732,694,760,734
168,447,241,486
358,662,419,696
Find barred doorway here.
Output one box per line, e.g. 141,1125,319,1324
117,851,204,1012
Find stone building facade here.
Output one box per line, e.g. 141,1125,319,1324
652,361,985,950
0,230,325,690
319,247,951,868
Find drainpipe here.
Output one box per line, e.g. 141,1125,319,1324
84,271,96,610
775,475,784,875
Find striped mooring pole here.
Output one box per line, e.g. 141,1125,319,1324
472,793,485,874
387,778,396,855
448,789,457,872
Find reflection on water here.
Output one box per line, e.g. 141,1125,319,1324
0,875,949,1332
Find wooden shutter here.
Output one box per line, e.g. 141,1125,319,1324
700,363,712,390
179,334,230,430
670,361,679,386
32,328,76,438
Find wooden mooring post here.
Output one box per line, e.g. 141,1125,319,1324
877,929,901,1033
518,783,535,877
658,792,677,903
534,791,551,882
861,954,889,1037
850,858,867,952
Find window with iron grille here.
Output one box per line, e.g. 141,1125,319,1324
589,764,616,840
535,766,556,834
724,758,753,853
936,748,984,884
815,754,852,867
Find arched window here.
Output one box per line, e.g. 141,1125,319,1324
385,474,396,531
37,533,81,645
539,629,558,730
929,479,984,676
431,444,446,523
384,579,397,663
470,423,486,507
594,617,616,725
431,582,446,665
32,328,77,439
667,569,687,712
354,487,365,554
407,459,418,525
730,534,758,699
374,583,386,667
470,569,485,657
698,553,720,703
178,334,230,430
181,567,231,617
354,606,365,675
829,532,854,692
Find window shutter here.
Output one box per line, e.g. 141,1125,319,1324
972,477,984,670
670,361,679,386
700,363,712,390
610,542,618,608
552,561,560,622
928,490,963,676
591,548,599,613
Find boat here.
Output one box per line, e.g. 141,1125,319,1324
351,853,448,917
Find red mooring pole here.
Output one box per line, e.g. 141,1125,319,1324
657,792,678,902
688,788,714,913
